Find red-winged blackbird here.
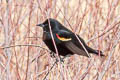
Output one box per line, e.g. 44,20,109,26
37,18,104,57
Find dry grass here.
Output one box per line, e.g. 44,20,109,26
0,0,120,80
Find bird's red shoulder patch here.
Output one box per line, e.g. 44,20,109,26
56,34,72,41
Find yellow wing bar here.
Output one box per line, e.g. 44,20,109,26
56,34,72,41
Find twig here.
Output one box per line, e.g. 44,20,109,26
87,20,120,43
0,44,50,52
0,44,49,51
42,59,58,80
98,32,120,80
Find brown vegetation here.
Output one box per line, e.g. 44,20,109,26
0,0,120,80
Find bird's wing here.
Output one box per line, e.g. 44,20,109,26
56,30,90,57
64,41,89,57
55,30,72,42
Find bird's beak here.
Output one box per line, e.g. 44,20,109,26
36,23,45,27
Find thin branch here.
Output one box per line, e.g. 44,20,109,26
42,59,58,80
1,44,50,52
98,32,120,80
87,20,120,43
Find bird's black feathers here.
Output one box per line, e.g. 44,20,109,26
37,18,104,57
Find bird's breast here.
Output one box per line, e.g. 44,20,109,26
42,32,51,41
43,33,47,41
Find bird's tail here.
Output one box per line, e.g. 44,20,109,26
95,50,104,56
87,47,105,56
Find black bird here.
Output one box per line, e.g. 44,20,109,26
37,18,104,57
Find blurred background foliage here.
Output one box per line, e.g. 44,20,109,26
0,0,120,80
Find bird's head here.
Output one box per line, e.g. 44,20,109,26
37,18,61,32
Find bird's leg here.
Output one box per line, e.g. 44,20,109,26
59,56,64,63
62,54,71,59
50,51,56,58
59,54,72,63
49,51,68,63
49,51,62,63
